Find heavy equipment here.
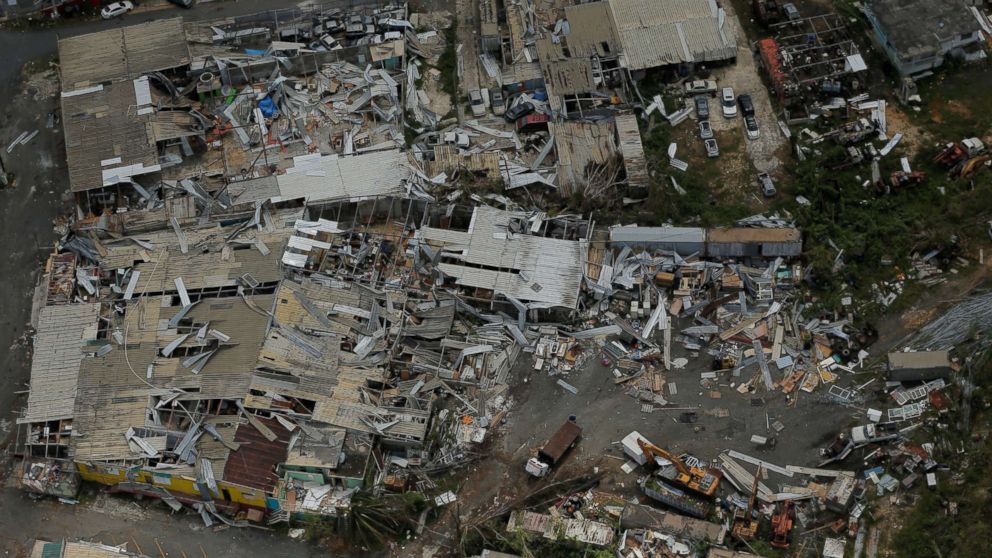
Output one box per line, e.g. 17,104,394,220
934,137,985,169
958,154,991,178
731,466,761,540
636,440,722,497
770,500,795,549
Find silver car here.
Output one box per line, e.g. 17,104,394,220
699,120,714,140
705,138,719,158
758,173,776,197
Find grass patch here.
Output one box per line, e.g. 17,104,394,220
436,22,459,103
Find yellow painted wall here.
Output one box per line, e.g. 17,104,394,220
75,462,269,508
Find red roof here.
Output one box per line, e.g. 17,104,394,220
758,38,786,98
222,417,292,493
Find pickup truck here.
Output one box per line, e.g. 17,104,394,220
526,419,581,477
851,422,900,444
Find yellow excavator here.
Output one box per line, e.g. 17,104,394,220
637,439,722,498
731,466,761,540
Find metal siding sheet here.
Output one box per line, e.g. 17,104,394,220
607,0,736,69
276,149,409,203
20,304,102,424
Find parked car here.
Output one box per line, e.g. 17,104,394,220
504,101,535,122
699,120,713,140
684,79,718,96
737,94,755,117
317,34,343,50
721,87,738,118
744,116,760,140
758,172,777,197
490,88,506,116
704,138,719,158
101,1,133,19
167,0,194,7
694,96,710,120
469,90,486,117
783,2,800,21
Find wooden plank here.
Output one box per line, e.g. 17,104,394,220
719,316,762,341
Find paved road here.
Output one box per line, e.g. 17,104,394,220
0,2,384,557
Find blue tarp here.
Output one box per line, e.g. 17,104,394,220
258,96,278,118
245,48,266,56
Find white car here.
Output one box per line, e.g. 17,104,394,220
469,90,486,117
721,87,738,118
101,1,134,19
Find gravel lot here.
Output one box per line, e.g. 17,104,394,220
708,0,788,175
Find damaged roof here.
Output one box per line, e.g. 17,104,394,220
58,18,191,90
606,0,737,69
61,81,159,193
276,149,411,203
19,303,102,425
421,206,588,309
223,416,292,492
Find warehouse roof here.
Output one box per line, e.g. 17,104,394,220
421,206,587,309
707,227,801,243
609,226,706,244
58,18,191,90
61,81,159,193
275,149,410,203
19,304,102,424
606,0,736,69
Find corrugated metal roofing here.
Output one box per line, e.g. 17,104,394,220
58,18,191,90
222,417,291,492
421,206,587,309
706,227,800,243
61,81,158,193
70,296,274,462
563,1,620,58
607,0,736,69
614,113,649,189
19,304,101,424
610,226,706,243
276,149,409,203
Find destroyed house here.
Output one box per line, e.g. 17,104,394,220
58,19,194,194
30,540,152,558
419,205,590,312
21,193,539,519
865,0,985,76
760,14,867,102
57,9,419,216
619,503,727,544
888,351,952,382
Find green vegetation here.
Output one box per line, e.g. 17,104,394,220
638,118,753,228
891,353,992,557
306,491,419,550
437,22,460,104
